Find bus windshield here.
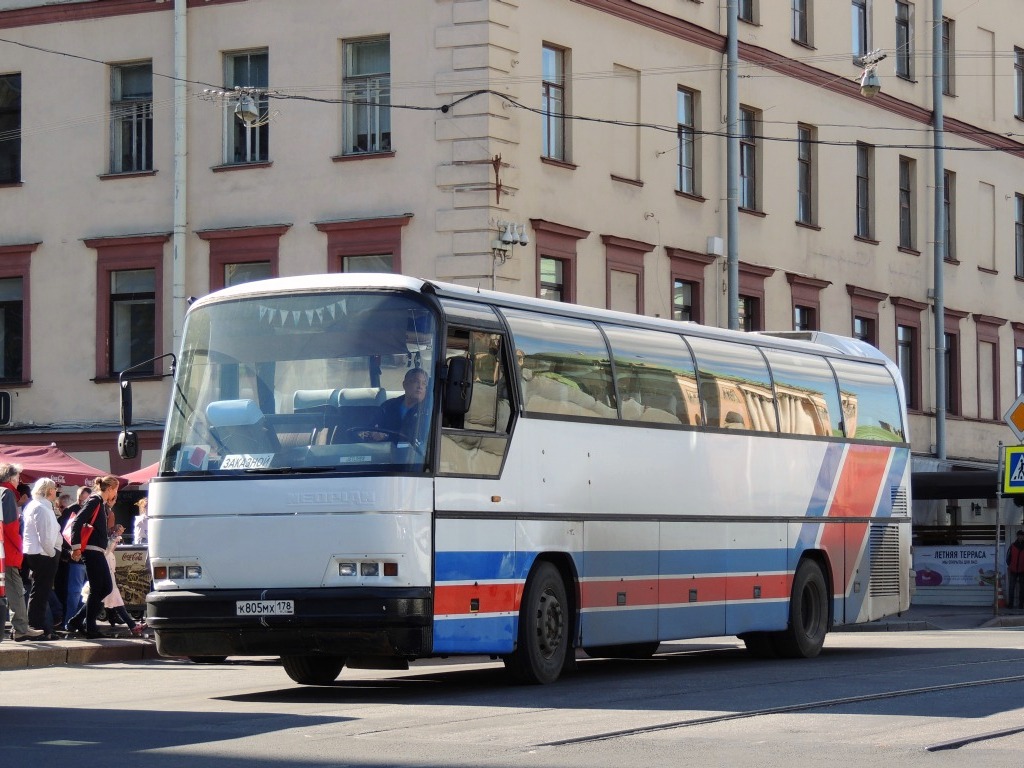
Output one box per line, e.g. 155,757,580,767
161,290,438,476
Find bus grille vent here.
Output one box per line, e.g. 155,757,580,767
869,524,902,597
889,486,909,515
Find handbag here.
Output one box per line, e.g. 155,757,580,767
62,499,100,550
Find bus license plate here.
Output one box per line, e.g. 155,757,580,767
236,600,294,616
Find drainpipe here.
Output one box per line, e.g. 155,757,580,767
172,0,188,352
725,0,739,331
932,0,946,459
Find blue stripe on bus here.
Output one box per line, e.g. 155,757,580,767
807,442,846,518
435,548,795,582
433,615,517,654
878,448,910,517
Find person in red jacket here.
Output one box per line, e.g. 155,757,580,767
1,463,43,641
1006,530,1024,610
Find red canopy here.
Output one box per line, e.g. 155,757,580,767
122,461,159,486
0,442,110,487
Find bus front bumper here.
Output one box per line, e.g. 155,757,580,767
147,587,432,659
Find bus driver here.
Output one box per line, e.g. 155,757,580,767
359,368,430,446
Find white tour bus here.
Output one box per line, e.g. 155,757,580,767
118,274,911,685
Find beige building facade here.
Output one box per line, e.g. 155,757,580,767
1,0,1023,493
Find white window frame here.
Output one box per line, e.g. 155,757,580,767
342,36,392,155
110,61,153,174
223,49,269,165
542,44,568,161
677,88,698,195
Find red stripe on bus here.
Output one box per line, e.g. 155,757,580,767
434,583,520,615
819,445,890,594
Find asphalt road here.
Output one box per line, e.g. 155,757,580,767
3,627,1024,768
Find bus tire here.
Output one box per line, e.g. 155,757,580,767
281,655,346,685
583,642,661,659
188,655,228,664
773,559,828,659
504,561,568,685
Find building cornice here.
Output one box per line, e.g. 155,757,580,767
0,0,245,29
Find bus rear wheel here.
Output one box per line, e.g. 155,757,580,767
504,561,569,685
281,655,346,685
773,559,828,659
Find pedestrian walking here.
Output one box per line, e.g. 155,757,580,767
59,486,91,629
66,476,120,639
0,463,43,641
1006,529,1024,610
22,478,63,639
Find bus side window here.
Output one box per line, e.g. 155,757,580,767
687,336,778,432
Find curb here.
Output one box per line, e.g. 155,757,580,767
0,638,160,670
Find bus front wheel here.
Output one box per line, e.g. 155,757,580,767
773,559,828,659
281,655,346,685
504,562,569,685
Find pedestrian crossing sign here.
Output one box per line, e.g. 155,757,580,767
1003,446,1024,494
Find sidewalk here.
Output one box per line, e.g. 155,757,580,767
3,604,1024,671
0,634,159,670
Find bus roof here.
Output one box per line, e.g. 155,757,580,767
190,273,890,364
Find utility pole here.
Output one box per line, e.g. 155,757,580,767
725,0,739,331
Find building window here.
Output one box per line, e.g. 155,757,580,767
853,316,874,345
739,296,760,332
673,280,694,321
895,2,913,80
1016,193,1024,278
739,106,759,211
738,0,756,23
110,62,153,174
542,45,568,161
896,325,915,408
110,269,155,376
667,248,713,324
794,306,816,331
792,0,811,45
852,0,870,60
898,156,915,249
943,169,956,261
976,316,1005,421
1016,47,1024,120
788,273,828,333
856,143,873,239
941,18,955,96
1015,323,1024,396
944,331,960,416
848,284,885,348
316,215,410,276
0,277,23,381
0,73,21,184
86,235,166,379
343,37,391,155
677,88,697,195
200,225,287,292
540,257,566,302
797,124,815,225
224,50,269,164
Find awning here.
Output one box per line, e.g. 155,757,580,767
122,461,159,486
0,442,110,487
911,470,999,500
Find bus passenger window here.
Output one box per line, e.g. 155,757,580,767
502,308,617,421
687,336,777,432
763,349,844,437
602,324,698,427
829,358,905,442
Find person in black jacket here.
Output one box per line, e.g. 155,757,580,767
66,476,122,638
1006,530,1024,610
360,368,431,449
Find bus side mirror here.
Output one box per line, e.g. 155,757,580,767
120,378,133,428
118,430,138,460
443,357,474,418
